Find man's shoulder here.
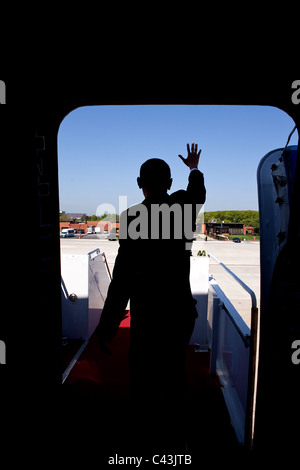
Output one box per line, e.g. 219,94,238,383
169,189,186,204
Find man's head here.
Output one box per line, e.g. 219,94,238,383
137,158,172,197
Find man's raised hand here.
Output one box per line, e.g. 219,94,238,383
178,142,201,170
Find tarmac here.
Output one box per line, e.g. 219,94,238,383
60,236,260,328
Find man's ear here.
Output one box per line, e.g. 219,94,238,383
167,178,173,190
137,177,142,189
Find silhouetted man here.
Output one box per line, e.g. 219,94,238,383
96,143,206,451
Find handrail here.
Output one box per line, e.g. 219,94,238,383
87,248,112,280
88,248,101,257
208,252,259,450
207,253,257,308
209,278,250,347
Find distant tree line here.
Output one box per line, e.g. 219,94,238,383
60,210,259,229
201,210,259,228
83,213,119,222
59,212,119,222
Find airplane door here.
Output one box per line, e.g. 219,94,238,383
255,145,299,455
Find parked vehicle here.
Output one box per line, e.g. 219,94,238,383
108,232,117,241
232,237,241,243
60,229,75,238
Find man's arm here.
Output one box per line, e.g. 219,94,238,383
186,167,206,204
179,142,206,204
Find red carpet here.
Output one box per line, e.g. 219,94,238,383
62,309,241,462
65,310,131,399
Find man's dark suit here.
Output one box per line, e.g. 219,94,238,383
96,168,206,450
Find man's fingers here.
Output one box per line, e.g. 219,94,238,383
187,142,199,155
181,144,201,163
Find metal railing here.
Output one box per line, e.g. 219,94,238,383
87,248,101,257
88,248,112,280
208,253,257,309
207,252,259,450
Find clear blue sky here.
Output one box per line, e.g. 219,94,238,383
58,105,298,215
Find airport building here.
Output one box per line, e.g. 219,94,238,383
205,222,256,236
59,220,119,234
